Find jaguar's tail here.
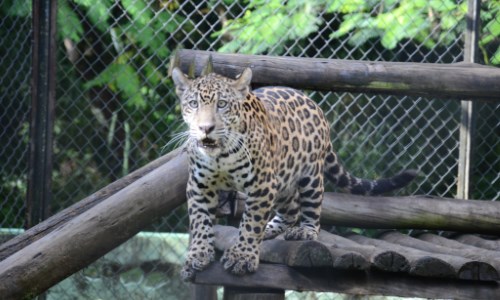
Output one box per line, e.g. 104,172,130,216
323,147,417,196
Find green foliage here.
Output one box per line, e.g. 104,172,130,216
214,0,324,54
330,0,468,50
0,0,31,17
216,0,499,65
84,54,147,109
480,1,500,64
28,0,188,214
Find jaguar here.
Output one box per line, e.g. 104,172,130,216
171,62,416,281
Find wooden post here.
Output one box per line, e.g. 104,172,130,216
457,0,480,199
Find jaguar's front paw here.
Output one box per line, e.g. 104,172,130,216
220,244,259,275
180,248,215,281
284,226,318,240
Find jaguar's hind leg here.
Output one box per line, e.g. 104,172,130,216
264,191,300,239
284,173,324,241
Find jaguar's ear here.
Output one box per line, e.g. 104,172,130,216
171,67,190,97
233,68,252,95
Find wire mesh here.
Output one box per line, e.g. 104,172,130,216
0,0,499,299
0,0,32,232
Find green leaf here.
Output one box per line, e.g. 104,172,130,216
122,0,152,25
491,46,500,65
330,13,365,39
73,0,112,32
480,18,500,46
327,0,367,13
429,0,455,12
84,57,146,110
1,0,31,17
57,0,84,42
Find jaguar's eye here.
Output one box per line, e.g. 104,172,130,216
217,100,228,109
188,100,198,108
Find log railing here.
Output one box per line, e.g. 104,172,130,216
171,50,500,102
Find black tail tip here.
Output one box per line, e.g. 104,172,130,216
395,169,419,186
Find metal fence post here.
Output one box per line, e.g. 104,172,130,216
457,0,480,200
26,0,57,228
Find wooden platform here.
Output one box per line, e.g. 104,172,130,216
193,225,500,299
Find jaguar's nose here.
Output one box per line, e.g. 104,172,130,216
199,124,215,134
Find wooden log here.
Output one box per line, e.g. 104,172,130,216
220,192,500,235
320,194,500,234
317,231,392,271
0,152,189,300
214,225,333,267
173,50,500,102
347,233,497,280
453,234,500,251
380,231,499,281
0,148,182,261
194,262,500,299
418,233,500,264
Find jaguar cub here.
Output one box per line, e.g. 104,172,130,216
171,65,416,280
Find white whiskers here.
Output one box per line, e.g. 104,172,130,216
225,130,252,166
161,130,192,153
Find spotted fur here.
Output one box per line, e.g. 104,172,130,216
171,67,416,280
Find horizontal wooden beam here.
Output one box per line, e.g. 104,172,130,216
0,152,189,300
220,192,500,235
172,50,500,102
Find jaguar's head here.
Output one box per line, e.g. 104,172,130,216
171,66,252,157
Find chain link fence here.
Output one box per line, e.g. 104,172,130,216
1,0,499,298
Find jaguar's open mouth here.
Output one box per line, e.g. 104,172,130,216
198,138,218,149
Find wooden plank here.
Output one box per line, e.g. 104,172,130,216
318,231,396,272
173,50,500,102
0,148,182,261
418,233,500,263
223,287,284,300
192,284,218,300
194,263,500,299
380,231,499,281
0,153,189,300
347,233,497,280
453,234,500,251
214,225,333,268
